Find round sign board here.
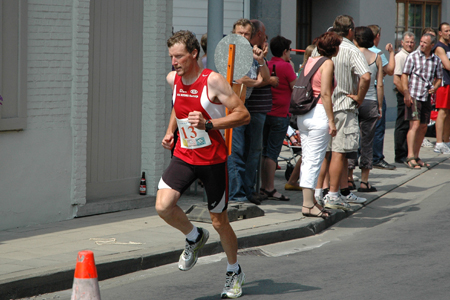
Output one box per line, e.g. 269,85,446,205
214,34,253,80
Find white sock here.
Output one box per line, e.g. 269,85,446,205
185,226,199,242
315,189,323,198
436,142,443,146
328,191,339,198
227,261,240,274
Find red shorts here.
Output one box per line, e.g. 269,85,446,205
436,85,450,109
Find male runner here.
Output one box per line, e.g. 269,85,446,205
156,30,251,299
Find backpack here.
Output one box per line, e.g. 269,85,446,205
289,56,329,115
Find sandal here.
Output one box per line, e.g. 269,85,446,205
357,181,377,192
261,188,290,201
415,157,431,169
348,180,356,190
302,202,331,219
406,157,421,169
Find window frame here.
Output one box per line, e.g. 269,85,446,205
296,0,312,52
395,0,441,50
0,0,28,132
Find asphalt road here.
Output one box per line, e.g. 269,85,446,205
20,162,450,300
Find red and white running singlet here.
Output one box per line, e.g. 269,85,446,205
172,68,227,165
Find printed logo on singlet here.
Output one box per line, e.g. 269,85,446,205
177,88,199,98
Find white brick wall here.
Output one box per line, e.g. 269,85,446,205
27,0,73,130
26,0,90,206
142,0,173,195
70,0,90,205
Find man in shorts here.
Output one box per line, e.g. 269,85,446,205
156,30,250,298
433,22,450,154
319,15,371,210
402,33,443,169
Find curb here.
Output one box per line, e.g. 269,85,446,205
2,156,448,299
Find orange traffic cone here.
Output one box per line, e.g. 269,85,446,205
71,250,101,300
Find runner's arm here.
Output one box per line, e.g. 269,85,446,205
188,72,250,130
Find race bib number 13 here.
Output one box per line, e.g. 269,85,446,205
176,118,212,149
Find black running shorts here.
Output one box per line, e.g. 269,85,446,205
158,156,228,213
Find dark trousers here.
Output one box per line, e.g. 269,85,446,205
394,92,409,161
372,97,386,163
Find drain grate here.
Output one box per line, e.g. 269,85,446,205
238,248,270,257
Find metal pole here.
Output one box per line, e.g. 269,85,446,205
206,0,223,72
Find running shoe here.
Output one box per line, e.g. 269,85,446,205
178,228,209,271
221,266,245,299
344,192,367,204
323,194,351,211
434,143,450,154
421,138,434,148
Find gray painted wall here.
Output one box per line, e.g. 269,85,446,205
311,0,397,123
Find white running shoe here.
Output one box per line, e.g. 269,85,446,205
324,194,351,211
344,192,367,204
421,138,434,148
434,143,450,154
221,266,245,298
178,228,209,271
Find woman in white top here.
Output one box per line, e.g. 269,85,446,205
348,26,384,192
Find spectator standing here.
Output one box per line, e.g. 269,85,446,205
317,15,371,210
401,33,443,169
393,32,416,164
367,25,397,170
348,27,384,192
260,36,297,200
433,22,450,154
296,32,339,218
228,19,273,205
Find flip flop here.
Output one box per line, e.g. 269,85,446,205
261,188,290,201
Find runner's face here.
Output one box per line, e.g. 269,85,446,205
234,24,252,41
402,36,415,52
439,25,450,43
169,43,197,77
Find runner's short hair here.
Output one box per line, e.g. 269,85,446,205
167,30,201,60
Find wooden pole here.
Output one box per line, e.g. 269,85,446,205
225,44,236,155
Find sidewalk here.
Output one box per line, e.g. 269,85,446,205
1,128,448,299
